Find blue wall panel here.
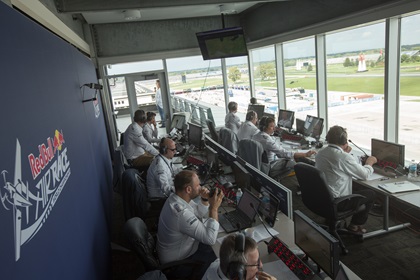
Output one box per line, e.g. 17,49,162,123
0,3,112,279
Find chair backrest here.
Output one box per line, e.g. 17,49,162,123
219,127,239,154
121,168,150,220
112,147,126,194
120,132,125,146
123,217,160,271
206,119,219,142
237,139,270,174
294,163,335,219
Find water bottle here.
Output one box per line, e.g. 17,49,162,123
408,160,417,180
236,188,243,205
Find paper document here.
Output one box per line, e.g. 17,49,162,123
217,223,279,244
378,181,420,194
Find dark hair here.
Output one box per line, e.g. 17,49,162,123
147,111,156,121
174,170,197,192
219,234,258,276
228,101,238,112
250,97,257,104
326,125,348,145
259,116,274,131
133,110,146,123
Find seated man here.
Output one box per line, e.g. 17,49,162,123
123,110,159,168
147,138,182,199
315,125,377,233
157,170,224,278
202,234,276,280
237,110,259,141
225,101,241,134
252,117,315,178
143,111,160,144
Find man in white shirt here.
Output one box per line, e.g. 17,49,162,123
225,101,241,134
252,117,315,178
237,110,259,141
155,80,166,128
123,110,159,168
147,138,181,199
202,234,276,280
157,170,224,278
143,112,159,143
315,125,377,233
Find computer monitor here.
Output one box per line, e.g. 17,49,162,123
170,113,187,130
204,134,237,164
258,190,280,228
371,138,405,169
294,210,340,279
231,160,251,191
303,115,324,140
188,122,203,149
296,118,305,135
205,145,219,173
278,109,295,130
248,104,265,120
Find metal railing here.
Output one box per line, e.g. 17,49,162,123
171,95,215,127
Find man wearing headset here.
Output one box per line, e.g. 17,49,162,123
315,125,377,233
147,137,181,199
237,110,259,141
202,234,276,280
252,116,316,178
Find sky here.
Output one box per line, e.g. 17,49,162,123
107,13,420,74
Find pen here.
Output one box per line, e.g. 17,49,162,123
394,182,405,185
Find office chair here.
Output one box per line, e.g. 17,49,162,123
218,127,239,154
120,132,125,146
121,169,165,231
123,217,203,280
294,163,366,254
112,146,131,194
237,139,270,175
206,119,219,142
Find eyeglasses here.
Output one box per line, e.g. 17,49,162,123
168,148,177,152
245,258,261,268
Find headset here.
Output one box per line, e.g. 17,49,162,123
326,126,347,145
226,233,247,280
159,137,167,154
337,126,348,145
259,116,268,131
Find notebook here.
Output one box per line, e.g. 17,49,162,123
218,189,261,233
172,144,194,164
378,181,420,194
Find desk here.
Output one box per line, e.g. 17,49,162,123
355,176,419,239
213,210,361,280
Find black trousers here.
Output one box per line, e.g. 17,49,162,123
337,189,375,226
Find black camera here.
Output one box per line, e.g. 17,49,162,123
208,187,221,198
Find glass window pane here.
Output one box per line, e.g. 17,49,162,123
226,56,250,121
400,13,420,161
326,22,385,150
166,56,225,126
106,60,163,75
251,46,278,117
283,37,316,123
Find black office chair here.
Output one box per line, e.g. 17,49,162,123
206,119,219,142
123,217,203,280
121,169,165,231
294,163,366,254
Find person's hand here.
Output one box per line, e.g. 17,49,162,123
365,156,377,166
209,188,224,209
199,186,210,200
152,119,157,127
344,144,352,153
305,150,316,157
256,271,277,280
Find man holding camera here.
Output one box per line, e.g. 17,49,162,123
157,170,224,278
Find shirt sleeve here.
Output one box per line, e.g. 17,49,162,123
341,154,374,180
178,204,219,246
266,138,294,159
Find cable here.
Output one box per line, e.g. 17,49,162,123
250,203,276,240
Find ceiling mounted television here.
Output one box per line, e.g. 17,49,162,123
196,27,248,60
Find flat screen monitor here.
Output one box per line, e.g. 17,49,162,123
196,27,248,60
296,118,305,135
170,114,186,130
188,122,203,149
205,145,219,173
258,190,280,228
248,104,265,120
371,138,405,169
294,210,340,279
278,109,295,130
303,115,324,140
204,134,237,164
231,160,251,191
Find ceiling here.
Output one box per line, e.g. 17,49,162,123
54,0,289,25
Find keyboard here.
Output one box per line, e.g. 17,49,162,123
225,211,251,228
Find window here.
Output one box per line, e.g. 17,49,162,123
226,56,250,121
326,22,386,150
400,13,420,161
